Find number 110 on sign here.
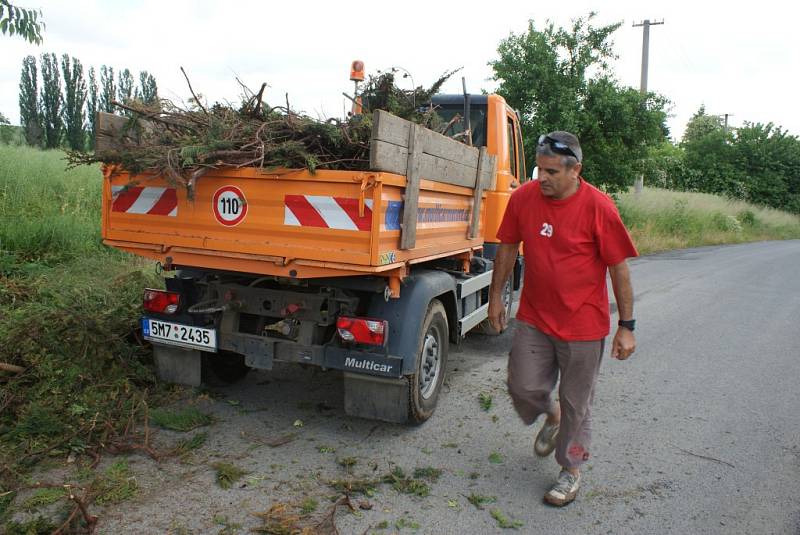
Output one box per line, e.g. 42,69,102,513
212,185,248,226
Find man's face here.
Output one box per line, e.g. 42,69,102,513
535,154,582,199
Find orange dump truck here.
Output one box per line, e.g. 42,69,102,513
100,94,530,423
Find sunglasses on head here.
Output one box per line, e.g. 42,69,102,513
538,134,580,161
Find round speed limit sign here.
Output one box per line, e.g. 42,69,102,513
212,186,248,226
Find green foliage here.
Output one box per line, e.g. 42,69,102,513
382,467,430,497
478,392,493,411
99,65,115,113
40,52,63,149
466,492,497,509
672,107,800,213
299,497,318,515
0,111,8,124
19,55,42,147
0,1,45,44
490,509,523,529
616,188,800,254
149,407,213,432
138,71,158,104
117,68,134,115
68,69,455,189
61,55,87,151
491,13,669,192
0,146,161,488
212,462,248,489
0,145,103,262
173,431,208,454
87,67,98,149
93,460,138,504
22,487,67,510
488,452,504,464
412,466,442,482
4,516,56,535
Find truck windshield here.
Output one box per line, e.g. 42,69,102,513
434,105,488,147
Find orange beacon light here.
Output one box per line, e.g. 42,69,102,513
350,60,365,82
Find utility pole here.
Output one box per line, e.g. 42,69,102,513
632,19,664,194
723,113,733,136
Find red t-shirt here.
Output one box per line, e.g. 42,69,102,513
496,179,638,341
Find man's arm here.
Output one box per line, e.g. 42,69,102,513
487,243,519,332
608,260,636,360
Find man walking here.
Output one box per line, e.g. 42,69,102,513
488,131,638,506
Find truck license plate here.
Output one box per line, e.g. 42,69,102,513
142,318,217,352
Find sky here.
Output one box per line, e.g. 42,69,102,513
2,0,799,142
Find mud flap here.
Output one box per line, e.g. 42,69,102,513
343,372,409,424
153,344,202,386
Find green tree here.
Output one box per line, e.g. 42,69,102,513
0,111,8,124
733,122,800,212
681,105,724,144
18,54,42,146
61,54,87,151
99,65,115,113
490,13,669,191
680,107,743,197
0,1,44,44
117,68,134,115
40,52,63,148
87,66,98,150
138,70,158,104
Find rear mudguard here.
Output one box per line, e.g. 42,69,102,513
366,269,458,376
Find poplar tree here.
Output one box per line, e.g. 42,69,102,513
61,54,86,151
99,65,115,113
87,66,98,150
118,68,134,115
139,70,158,104
19,54,42,146
40,52,63,148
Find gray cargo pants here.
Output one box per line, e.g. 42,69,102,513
507,321,605,469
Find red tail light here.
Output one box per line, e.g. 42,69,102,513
143,288,181,314
336,316,388,346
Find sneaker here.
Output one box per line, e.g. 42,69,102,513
534,420,559,457
543,470,581,507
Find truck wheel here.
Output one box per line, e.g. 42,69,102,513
408,300,448,423
202,351,249,384
479,279,513,335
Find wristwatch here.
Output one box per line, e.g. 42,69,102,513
618,319,636,332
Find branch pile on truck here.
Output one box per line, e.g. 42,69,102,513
89,67,530,423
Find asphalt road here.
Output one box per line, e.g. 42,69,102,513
94,240,800,535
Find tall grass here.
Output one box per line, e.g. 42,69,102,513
617,188,800,254
1,145,160,512
0,144,104,263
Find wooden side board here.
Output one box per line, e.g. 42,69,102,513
370,110,496,191
95,111,144,158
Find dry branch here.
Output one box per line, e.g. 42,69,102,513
68,68,462,195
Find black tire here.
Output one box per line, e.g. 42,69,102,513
408,300,449,423
202,351,249,384
478,278,513,335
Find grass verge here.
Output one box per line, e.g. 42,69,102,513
617,188,800,254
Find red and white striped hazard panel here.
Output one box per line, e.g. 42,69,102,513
111,186,178,217
284,195,373,231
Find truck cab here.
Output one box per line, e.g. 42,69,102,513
430,94,527,248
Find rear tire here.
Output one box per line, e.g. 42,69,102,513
408,300,448,423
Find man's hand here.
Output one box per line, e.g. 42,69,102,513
611,327,636,360
487,291,507,333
